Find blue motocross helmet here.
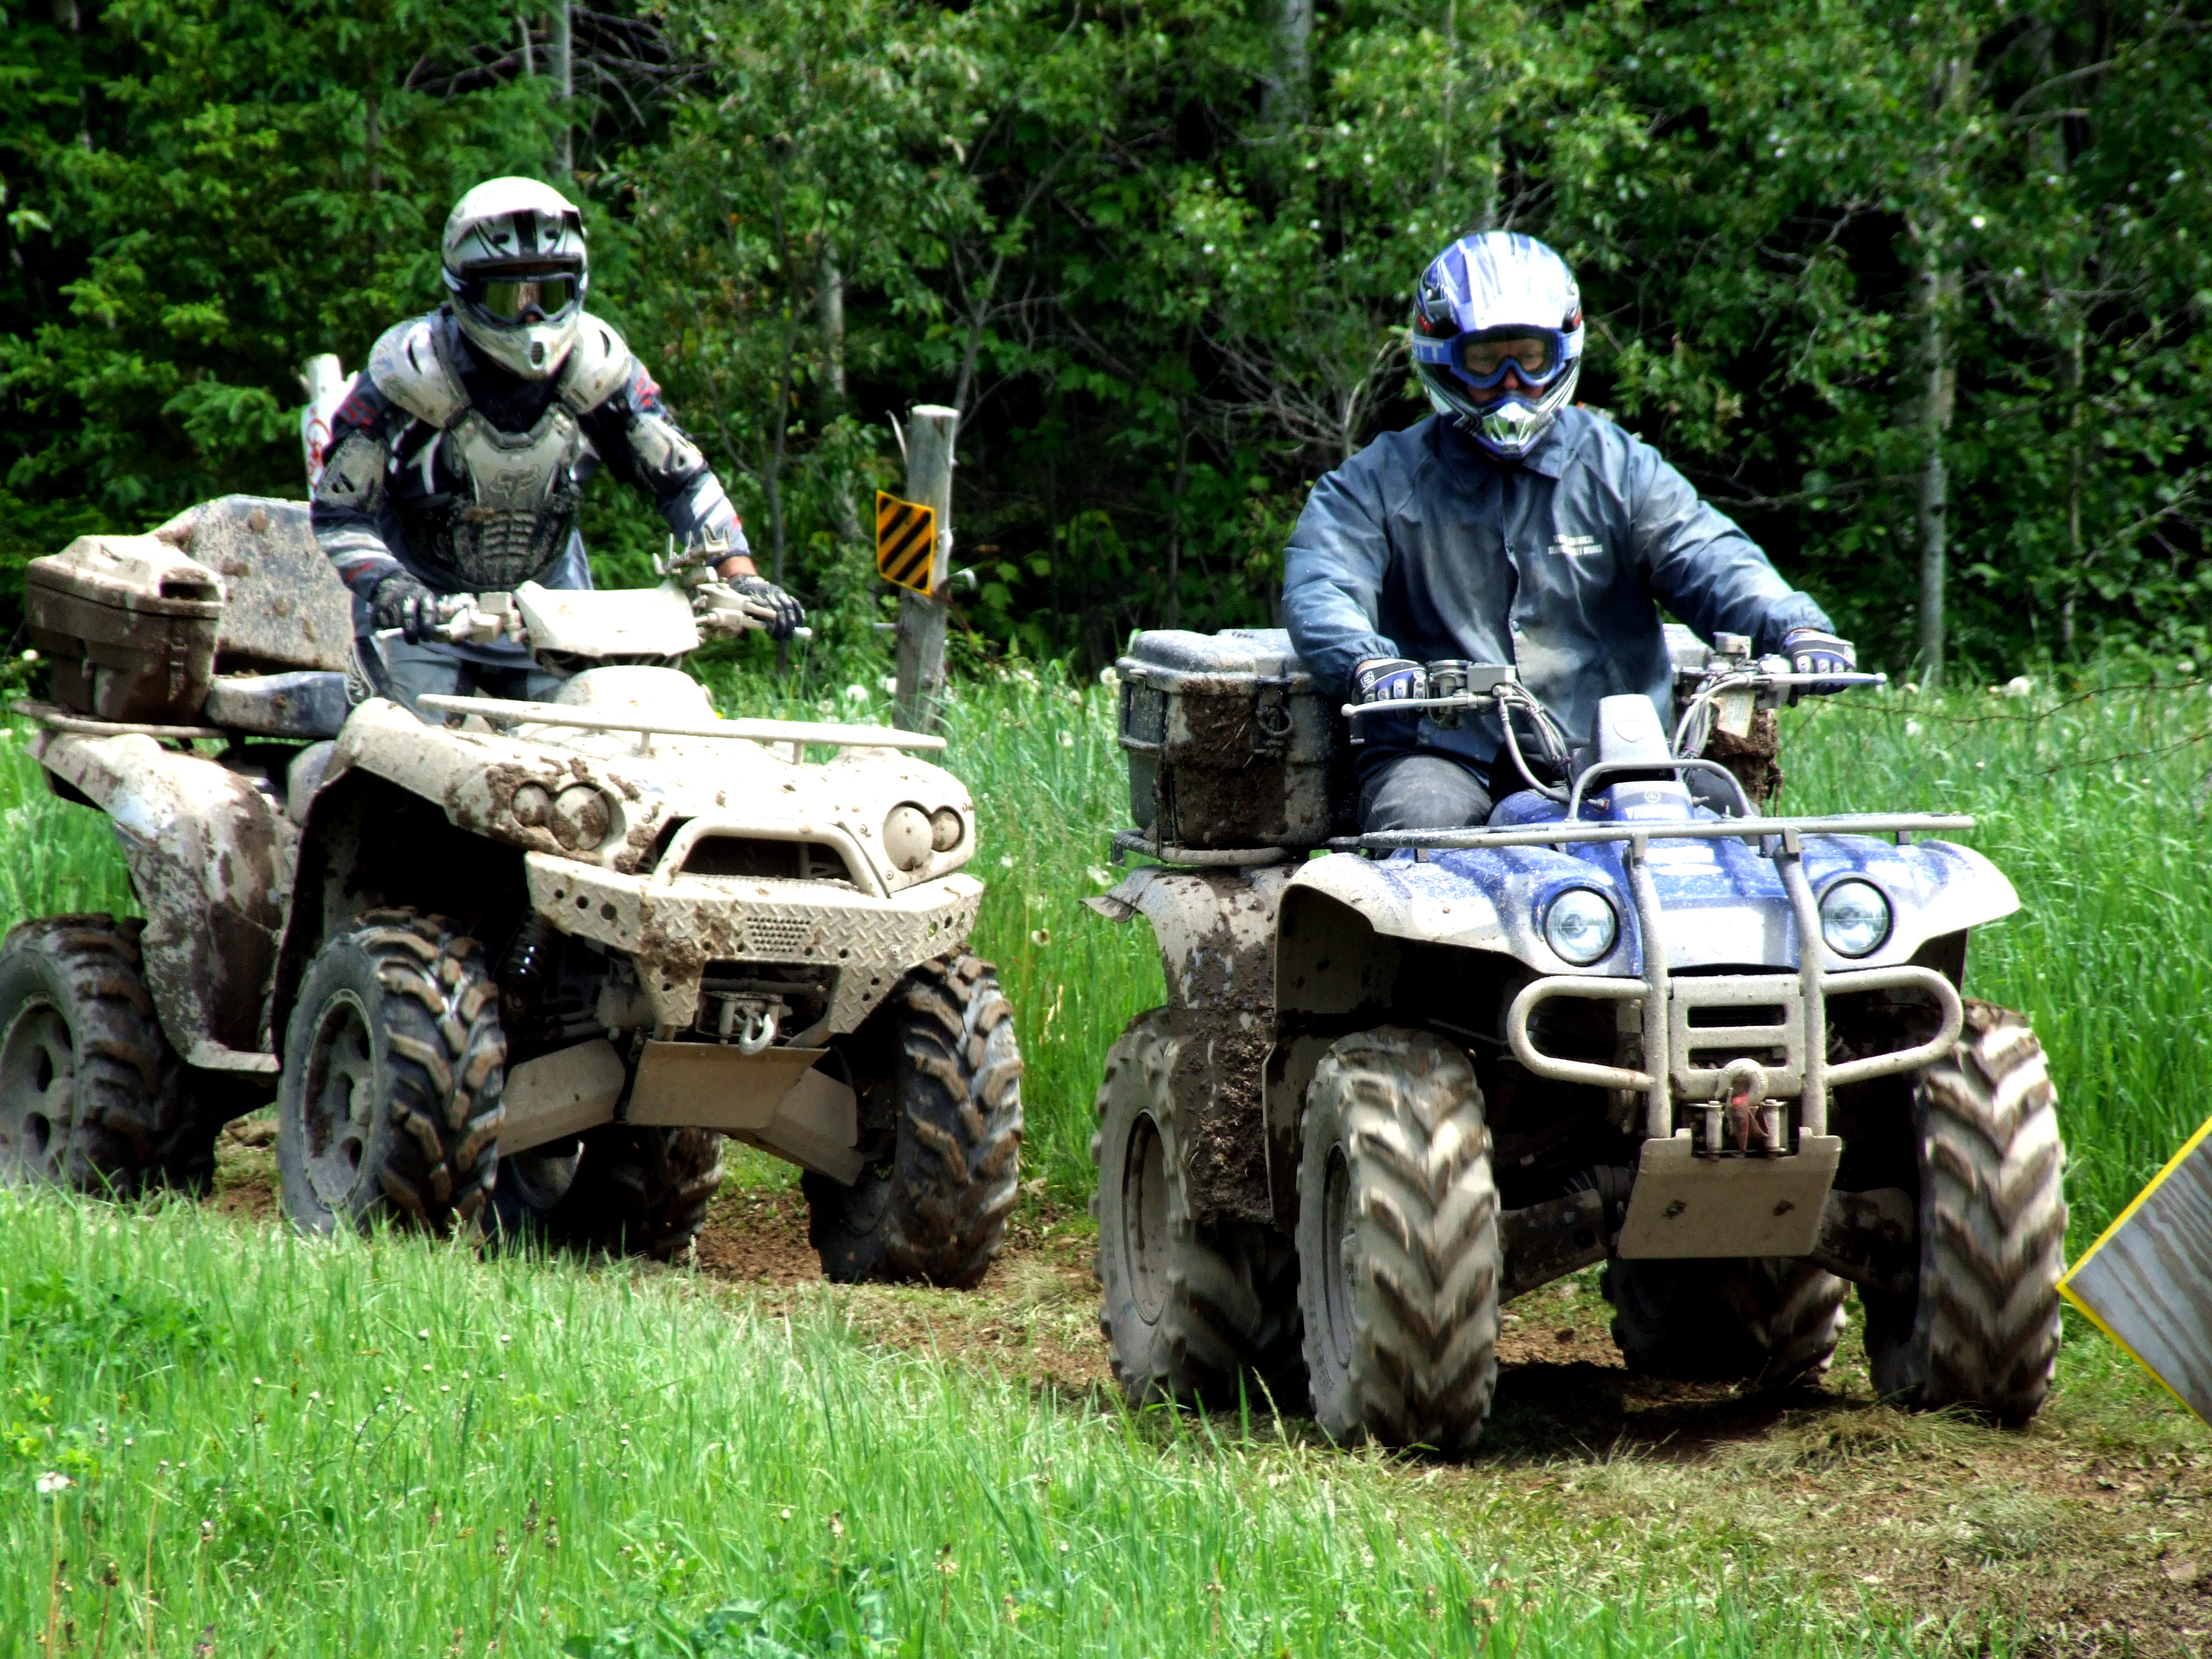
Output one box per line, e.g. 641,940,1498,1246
1411,232,1584,460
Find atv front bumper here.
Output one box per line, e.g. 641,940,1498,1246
1356,815,1972,1262
524,853,984,1034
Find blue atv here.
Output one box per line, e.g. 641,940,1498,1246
1088,627,2064,1453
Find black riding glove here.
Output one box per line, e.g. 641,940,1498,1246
1783,627,1857,699
728,573,807,642
370,572,444,644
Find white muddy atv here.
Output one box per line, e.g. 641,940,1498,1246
1,498,1022,1278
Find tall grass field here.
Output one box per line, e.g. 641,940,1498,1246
0,671,2204,1655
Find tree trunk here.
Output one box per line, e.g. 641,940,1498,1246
516,13,536,77
1913,254,1958,685
819,254,847,411
549,1,573,177
2058,332,2083,658
1164,408,1190,630
1263,0,1315,126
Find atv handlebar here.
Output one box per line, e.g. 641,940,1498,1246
374,591,811,649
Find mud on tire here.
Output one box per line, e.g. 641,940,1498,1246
1092,1009,1303,1409
1296,1027,1500,1453
276,910,505,1233
537,1124,725,1259
1864,1000,2066,1425
807,951,1022,1288
0,914,212,1194
1602,1256,1847,1388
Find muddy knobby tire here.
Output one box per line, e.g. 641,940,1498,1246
0,914,210,1195
1602,1257,1847,1388
541,1124,725,1259
276,910,505,1233
1864,1000,2066,1425
1092,1009,1303,1410
807,952,1023,1288
1296,1028,1500,1453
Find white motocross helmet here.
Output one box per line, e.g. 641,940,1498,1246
1409,232,1585,461
440,177,589,380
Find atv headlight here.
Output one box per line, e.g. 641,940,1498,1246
1818,879,1890,958
549,784,615,852
1543,888,1618,966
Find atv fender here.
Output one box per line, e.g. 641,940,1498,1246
1085,864,1292,1227
32,729,290,1069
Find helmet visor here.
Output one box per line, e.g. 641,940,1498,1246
470,274,578,323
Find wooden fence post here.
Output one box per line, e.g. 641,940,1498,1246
893,404,958,732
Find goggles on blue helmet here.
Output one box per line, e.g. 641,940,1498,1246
1410,325,1577,393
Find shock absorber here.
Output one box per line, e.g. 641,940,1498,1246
500,915,559,1027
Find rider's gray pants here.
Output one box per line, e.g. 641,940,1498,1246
1358,750,1496,833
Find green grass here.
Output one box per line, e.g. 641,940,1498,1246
0,1191,2021,1658
1781,675,2212,1239
1,673,2205,1655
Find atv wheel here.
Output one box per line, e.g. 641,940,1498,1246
276,911,505,1233
1092,1009,1303,1409
0,915,208,1194
1295,1028,1499,1453
806,952,1023,1287
1863,1001,2066,1425
540,1124,724,1259
1601,1257,1847,1388
480,1136,587,1247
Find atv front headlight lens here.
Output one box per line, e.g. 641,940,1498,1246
1818,879,1890,958
883,803,934,872
929,807,964,852
1543,888,1618,966
550,784,614,851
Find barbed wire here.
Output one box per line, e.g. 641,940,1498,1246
1796,678,2203,730
1786,679,2211,779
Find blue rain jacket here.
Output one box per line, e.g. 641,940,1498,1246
1282,407,1833,771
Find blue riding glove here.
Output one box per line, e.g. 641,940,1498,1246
1783,628,1856,699
1354,657,1427,705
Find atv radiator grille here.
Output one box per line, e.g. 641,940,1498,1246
745,917,814,956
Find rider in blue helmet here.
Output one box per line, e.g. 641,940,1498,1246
1283,230,1856,831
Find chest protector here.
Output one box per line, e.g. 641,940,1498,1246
368,311,631,592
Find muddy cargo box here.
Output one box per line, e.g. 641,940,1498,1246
25,535,223,722
1115,628,1350,851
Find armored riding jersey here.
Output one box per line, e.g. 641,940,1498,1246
311,306,742,661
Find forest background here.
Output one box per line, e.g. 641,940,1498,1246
3,0,2209,684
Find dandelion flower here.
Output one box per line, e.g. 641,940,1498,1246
35,1471,71,1495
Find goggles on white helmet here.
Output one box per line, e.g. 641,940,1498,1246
1410,232,1585,460
440,177,589,380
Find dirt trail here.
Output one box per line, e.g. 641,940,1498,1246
208,1126,2210,1655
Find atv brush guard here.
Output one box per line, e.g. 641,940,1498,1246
1346,814,1969,1145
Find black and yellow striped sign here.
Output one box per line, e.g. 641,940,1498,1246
875,491,938,594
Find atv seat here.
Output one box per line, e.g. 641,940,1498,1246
204,671,351,739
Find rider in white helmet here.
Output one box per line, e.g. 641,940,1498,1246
313,177,803,712
1284,230,1856,831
